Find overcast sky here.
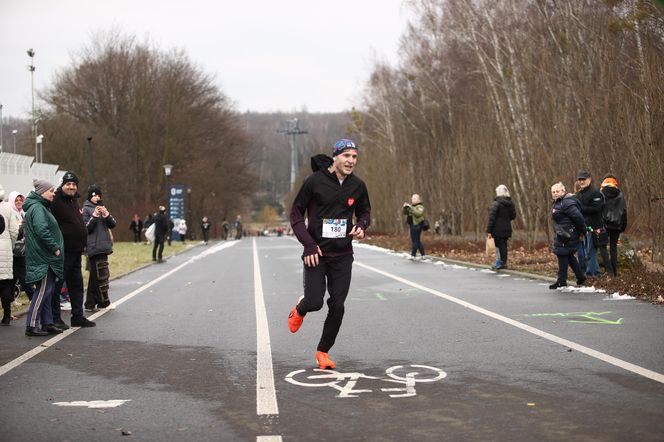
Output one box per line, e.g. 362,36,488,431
0,0,410,120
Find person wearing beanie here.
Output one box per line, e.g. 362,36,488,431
0,184,20,325
50,171,95,328
601,174,628,276
288,138,371,370
575,170,605,277
22,179,65,336
82,184,117,311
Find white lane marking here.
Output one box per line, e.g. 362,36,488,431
0,241,238,378
253,238,279,415
355,261,664,385
53,400,131,408
257,436,283,442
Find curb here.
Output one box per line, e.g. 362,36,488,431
428,255,557,282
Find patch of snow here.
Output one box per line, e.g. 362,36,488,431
604,292,636,300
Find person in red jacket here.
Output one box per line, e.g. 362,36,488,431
288,138,371,370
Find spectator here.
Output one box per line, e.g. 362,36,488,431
600,175,628,276
23,179,64,336
549,182,587,289
575,170,604,277
82,185,116,311
0,185,19,325
51,171,95,328
167,218,174,246
129,213,143,244
234,215,243,240
9,191,36,302
177,220,187,243
221,218,230,240
201,216,211,244
402,194,426,258
486,184,517,270
143,213,154,244
152,206,169,262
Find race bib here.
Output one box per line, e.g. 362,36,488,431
322,219,347,238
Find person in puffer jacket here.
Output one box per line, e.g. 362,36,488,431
0,185,19,325
82,185,116,310
600,175,627,276
486,184,517,270
549,182,587,289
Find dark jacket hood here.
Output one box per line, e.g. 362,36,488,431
311,154,333,172
23,191,49,212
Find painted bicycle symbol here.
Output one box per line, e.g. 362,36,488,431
285,365,447,398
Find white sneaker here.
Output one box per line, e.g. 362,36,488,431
60,302,72,311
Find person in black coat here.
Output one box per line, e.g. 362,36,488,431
575,170,604,276
550,182,587,289
129,214,143,244
152,206,169,262
600,175,627,276
486,184,516,270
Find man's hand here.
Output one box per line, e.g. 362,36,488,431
304,246,323,267
349,225,365,240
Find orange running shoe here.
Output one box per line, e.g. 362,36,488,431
288,296,305,333
315,351,336,369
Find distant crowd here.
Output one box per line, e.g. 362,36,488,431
402,170,627,288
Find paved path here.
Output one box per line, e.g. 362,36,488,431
0,237,662,441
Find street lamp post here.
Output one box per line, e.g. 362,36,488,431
87,137,95,183
12,130,17,153
27,49,36,159
163,164,173,243
36,134,44,162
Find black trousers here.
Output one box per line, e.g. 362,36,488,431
608,229,621,276
494,236,508,264
0,279,13,320
152,234,165,260
297,254,354,353
133,230,141,243
556,252,584,284
53,251,85,321
85,254,110,308
409,224,425,257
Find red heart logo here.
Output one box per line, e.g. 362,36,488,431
347,197,355,206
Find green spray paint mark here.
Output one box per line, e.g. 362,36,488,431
375,293,387,301
524,311,623,325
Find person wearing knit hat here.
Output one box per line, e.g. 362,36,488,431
0,184,20,325
60,171,79,187
33,178,55,196
82,184,116,310
51,171,96,328
600,174,627,276
22,179,64,335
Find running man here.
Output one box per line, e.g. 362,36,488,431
288,138,371,369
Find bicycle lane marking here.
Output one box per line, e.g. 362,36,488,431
355,261,664,385
0,241,239,378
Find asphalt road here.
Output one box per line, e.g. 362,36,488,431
0,236,662,441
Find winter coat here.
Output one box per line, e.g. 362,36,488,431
22,191,64,283
154,212,169,236
601,187,627,232
486,197,516,238
82,200,117,257
551,194,586,256
130,219,143,233
403,203,425,226
51,189,87,253
576,184,604,230
0,201,19,280
291,154,371,257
